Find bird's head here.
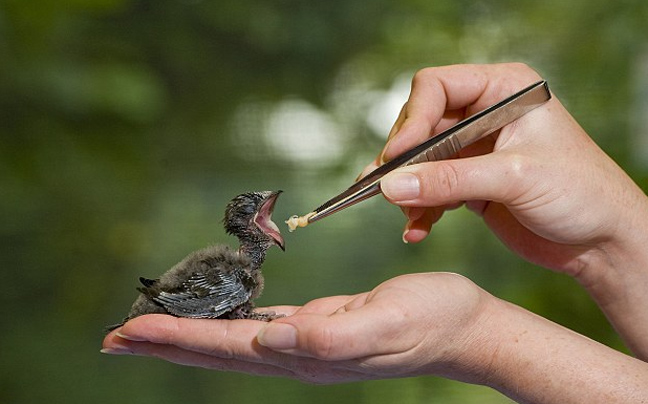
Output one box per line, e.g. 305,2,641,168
223,191,285,251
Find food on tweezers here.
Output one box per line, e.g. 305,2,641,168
285,212,315,232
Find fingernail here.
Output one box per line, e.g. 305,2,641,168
116,331,147,342
402,221,411,244
257,323,297,350
381,138,401,164
379,143,391,165
100,347,133,355
381,172,420,202
356,162,379,182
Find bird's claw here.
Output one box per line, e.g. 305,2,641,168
248,310,285,321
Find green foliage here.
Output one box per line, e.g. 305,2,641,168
1,0,646,403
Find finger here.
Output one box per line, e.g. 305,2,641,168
386,102,408,142
356,102,408,181
107,296,359,361
102,318,373,383
257,301,408,361
402,206,447,244
357,109,464,182
380,152,524,208
381,108,466,164
382,64,542,162
113,315,272,363
102,329,136,353
103,335,300,377
355,103,409,182
297,294,361,315
356,159,380,182
381,66,484,162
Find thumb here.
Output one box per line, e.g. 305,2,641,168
257,309,395,360
380,154,519,208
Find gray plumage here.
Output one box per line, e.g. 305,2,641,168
107,191,285,331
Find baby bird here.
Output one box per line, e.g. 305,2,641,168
107,191,285,331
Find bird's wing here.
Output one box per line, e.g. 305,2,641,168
151,270,252,319
139,277,158,288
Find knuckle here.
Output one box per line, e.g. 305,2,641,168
513,62,542,82
505,153,531,181
308,325,335,360
501,153,536,197
492,63,543,93
505,62,534,74
207,321,235,359
426,163,462,203
411,67,436,87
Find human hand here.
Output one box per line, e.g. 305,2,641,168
102,273,492,384
363,63,648,276
363,63,648,357
102,272,648,402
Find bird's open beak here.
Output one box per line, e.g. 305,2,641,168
254,190,285,251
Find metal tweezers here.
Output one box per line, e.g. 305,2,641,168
306,80,552,224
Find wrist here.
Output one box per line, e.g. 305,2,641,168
583,223,648,359
426,287,504,385
461,296,648,403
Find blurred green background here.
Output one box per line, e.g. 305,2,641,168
1,0,647,403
